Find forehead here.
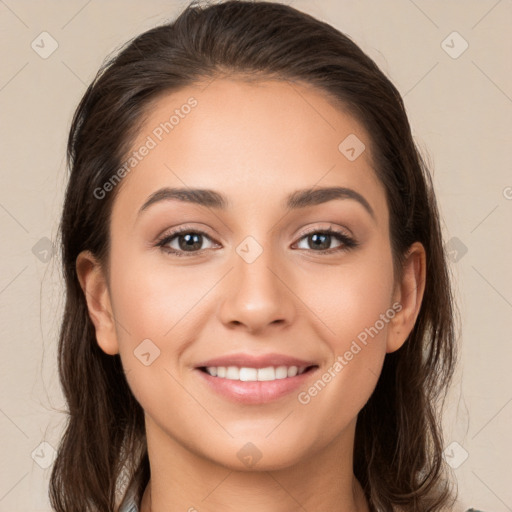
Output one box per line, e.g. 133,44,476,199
112,77,387,224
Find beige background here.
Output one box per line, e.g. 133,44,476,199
0,0,511,510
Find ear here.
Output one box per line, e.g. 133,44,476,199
386,241,426,354
76,250,119,355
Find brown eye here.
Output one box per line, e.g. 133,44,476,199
295,229,357,253
176,232,204,252
157,228,217,257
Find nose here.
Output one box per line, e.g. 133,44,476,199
217,240,297,334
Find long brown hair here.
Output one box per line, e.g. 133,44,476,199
50,1,459,510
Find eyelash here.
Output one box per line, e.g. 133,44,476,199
155,225,359,258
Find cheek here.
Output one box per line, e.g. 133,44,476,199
295,249,394,400
292,256,395,440
107,250,217,404
108,249,209,341
302,250,395,350
108,257,198,425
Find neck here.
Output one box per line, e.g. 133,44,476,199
141,477,369,512
139,416,370,512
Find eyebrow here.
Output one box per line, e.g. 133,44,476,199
138,186,375,219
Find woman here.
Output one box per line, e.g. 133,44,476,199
50,1,461,511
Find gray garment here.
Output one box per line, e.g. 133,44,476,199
118,486,139,512
119,500,138,512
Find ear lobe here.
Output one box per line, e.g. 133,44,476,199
76,250,119,355
386,241,426,354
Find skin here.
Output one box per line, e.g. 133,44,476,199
77,77,425,512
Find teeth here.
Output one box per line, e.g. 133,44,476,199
287,366,298,377
204,365,308,381
257,367,276,381
226,366,239,379
275,366,288,379
239,367,258,381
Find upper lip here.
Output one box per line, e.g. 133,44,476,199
195,353,318,369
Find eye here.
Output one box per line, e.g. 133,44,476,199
156,225,358,258
293,228,358,254
156,227,218,257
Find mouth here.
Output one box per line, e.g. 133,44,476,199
197,364,318,381
195,364,319,404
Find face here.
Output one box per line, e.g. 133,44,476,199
80,77,422,471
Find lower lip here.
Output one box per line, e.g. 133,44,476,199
195,367,318,404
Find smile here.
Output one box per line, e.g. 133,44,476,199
200,365,312,381
196,364,319,404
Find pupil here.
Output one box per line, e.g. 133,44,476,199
310,233,330,250
180,233,202,251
